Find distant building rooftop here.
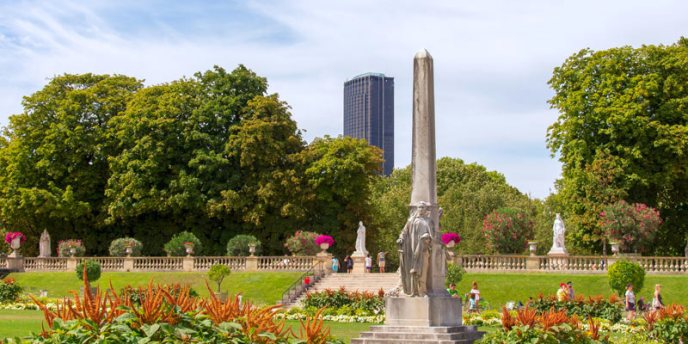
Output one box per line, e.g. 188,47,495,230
347,72,389,81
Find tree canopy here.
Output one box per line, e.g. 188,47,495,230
547,37,688,254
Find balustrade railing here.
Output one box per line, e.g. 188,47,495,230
82,257,125,271
539,256,607,272
258,256,316,271
628,256,688,273
194,257,246,271
457,255,528,271
0,257,7,269
133,257,184,271
24,257,69,271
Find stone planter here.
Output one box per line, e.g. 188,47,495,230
319,243,330,253
184,243,194,257
125,246,133,257
445,240,456,248
69,247,77,257
10,237,21,250
610,242,620,256
528,241,538,256
248,244,256,257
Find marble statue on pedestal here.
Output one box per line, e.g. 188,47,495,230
548,213,568,256
354,221,368,256
39,230,51,258
397,201,433,296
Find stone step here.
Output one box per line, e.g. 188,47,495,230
351,325,485,344
367,326,478,333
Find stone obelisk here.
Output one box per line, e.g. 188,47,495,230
352,49,484,343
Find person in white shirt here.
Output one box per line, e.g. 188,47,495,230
365,254,372,273
469,281,480,311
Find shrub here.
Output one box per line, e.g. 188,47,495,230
226,234,261,256
608,260,645,296
57,239,85,257
75,259,101,282
445,263,465,287
0,278,22,302
108,237,143,257
163,231,203,256
208,264,231,293
600,201,662,253
531,294,623,323
482,208,534,254
285,230,320,255
303,288,385,316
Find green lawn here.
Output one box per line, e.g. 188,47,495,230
7,271,302,305
456,273,688,308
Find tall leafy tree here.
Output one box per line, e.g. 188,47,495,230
0,74,142,254
547,38,688,254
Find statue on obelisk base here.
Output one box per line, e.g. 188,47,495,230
350,221,368,274
39,230,52,258
352,49,484,343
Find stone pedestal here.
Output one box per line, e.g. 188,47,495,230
386,296,461,327
246,256,258,271
526,256,540,271
6,256,24,272
123,257,134,272
67,257,78,271
316,252,332,273
351,254,366,274
182,257,194,272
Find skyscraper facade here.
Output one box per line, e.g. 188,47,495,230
343,73,394,175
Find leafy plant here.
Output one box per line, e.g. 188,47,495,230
108,237,143,256
445,263,465,287
163,231,203,256
0,278,22,302
75,259,102,282
57,239,85,257
482,208,534,254
303,288,384,316
600,201,662,253
226,234,261,256
285,230,320,255
530,293,623,323
608,260,645,296
208,264,231,293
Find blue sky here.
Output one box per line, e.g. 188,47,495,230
1,0,687,199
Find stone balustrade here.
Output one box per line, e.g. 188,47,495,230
455,254,688,274
0,255,326,273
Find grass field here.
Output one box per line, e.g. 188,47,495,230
7,271,302,305
455,272,688,308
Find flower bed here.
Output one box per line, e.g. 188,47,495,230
302,288,385,317
531,293,624,323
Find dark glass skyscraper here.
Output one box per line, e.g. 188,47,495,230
343,73,394,175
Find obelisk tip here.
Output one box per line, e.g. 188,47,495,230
414,49,432,60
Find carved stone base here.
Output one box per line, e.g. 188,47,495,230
351,325,484,344
351,255,367,274
547,248,568,256
385,296,461,327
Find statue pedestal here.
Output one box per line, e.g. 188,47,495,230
547,247,568,256
351,254,366,274
386,296,461,326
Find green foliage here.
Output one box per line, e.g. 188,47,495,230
226,234,261,256
600,201,662,254
284,231,320,256
303,289,385,316
480,323,604,344
163,231,203,256
371,157,538,265
108,237,143,257
608,260,645,296
57,240,85,257
207,264,231,293
75,259,102,282
652,312,688,343
482,208,534,254
547,38,688,255
445,263,465,287
530,295,623,323
0,279,22,303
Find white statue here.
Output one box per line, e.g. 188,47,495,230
354,221,368,256
548,213,568,256
39,230,51,258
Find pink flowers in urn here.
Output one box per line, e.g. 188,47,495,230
314,234,334,253
4,232,27,246
441,232,461,248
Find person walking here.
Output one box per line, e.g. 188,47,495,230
652,284,665,310
344,255,353,273
567,281,575,300
377,251,386,273
625,283,636,320
331,256,340,273
365,254,372,273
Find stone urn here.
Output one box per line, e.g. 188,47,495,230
319,243,330,253
184,242,194,256
610,242,620,256
69,247,77,257
528,241,538,256
248,244,256,257
125,246,133,257
445,240,456,248
10,237,21,251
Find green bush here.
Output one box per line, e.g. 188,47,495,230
445,263,465,286
163,231,203,256
284,231,320,255
652,317,688,344
608,260,645,296
530,295,623,323
0,278,22,302
303,289,385,315
208,264,231,293
108,237,143,257
226,234,261,256
57,239,85,257
75,259,102,282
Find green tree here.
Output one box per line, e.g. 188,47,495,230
547,38,688,254
0,73,142,254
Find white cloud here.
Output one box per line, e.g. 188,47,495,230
1,0,687,199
